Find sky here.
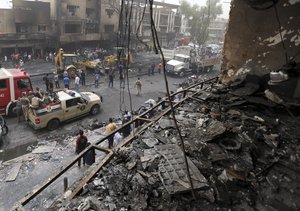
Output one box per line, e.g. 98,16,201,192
0,0,231,18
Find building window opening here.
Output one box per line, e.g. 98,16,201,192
104,25,114,33
67,5,79,16
65,24,81,34
38,25,47,32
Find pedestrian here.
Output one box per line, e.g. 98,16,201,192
20,92,30,121
54,74,60,88
75,74,80,92
83,142,95,166
75,129,88,167
63,70,68,77
108,67,115,88
157,63,162,74
95,70,100,88
119,64,125,88
63,76,70,89
148,65,151,76
105,118,117,149
121,115,131,138
81,70,86,86
176,83,183,101
15,98,22,123
43,74,50,92
135,77,142,96
49,80,54,94
151,63,155,75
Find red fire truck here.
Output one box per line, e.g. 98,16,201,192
0,68,33,116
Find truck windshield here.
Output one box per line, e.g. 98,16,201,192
174,56,186,62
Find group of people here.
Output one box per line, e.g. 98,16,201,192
16,88,60,123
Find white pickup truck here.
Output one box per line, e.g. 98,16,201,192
28,90,102,130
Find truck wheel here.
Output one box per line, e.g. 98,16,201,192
8,103,17,117
1,125,8,136
90,105,100,115
47,119,60,131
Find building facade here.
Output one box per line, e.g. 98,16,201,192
130,0,181,48
207,18,228,44
0,0,120,58
0,0,55,58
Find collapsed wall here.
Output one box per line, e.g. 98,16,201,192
221,0,300,81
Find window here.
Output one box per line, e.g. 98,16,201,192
16,24,31,33
16,79,30,90
67,5,79,16
65,24,81,34
86,8,95,18
104,24,114,33
66,98,81,108
0,79,7,89
38,25,47,32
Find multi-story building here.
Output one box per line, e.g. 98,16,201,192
131,0,181,48
0,0,120,57
0,0,55,58
207,18,228,44
50,0,119,49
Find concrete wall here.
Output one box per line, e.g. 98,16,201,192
100,0,119,34
0,9,16,33
221,0,300,81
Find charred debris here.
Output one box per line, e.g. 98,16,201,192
50,70,300,211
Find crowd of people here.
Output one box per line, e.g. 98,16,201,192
16,87,60,123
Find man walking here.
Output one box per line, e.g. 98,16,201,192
43,74,50,92
95,69,100,88
106,118,117,149
151,63,155,75
81,71,86,86
108,67,115,88
54,74,60,88
75,74,80,92
135,77,142,96
75,129,88,167
63,75,70,89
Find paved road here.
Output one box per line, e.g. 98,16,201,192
0,61,189,161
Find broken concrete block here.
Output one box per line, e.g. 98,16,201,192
6,162,22,182
141,138,159,148
158,117,175,129
32,141,57,154
206,120,226,141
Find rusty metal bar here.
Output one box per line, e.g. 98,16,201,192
136,117,152,122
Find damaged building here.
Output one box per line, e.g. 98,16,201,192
0,0,54,57
0,0,119,56
4,0,300,210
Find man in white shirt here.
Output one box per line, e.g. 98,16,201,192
75,74,80,92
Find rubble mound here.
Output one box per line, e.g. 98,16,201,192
52,80,300,211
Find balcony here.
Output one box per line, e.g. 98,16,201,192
0,33,55,41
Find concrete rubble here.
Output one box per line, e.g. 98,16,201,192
49,76,300,211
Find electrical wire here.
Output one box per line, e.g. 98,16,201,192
135,0,149,48
126,0,134,115
273,0,289,65
148,0,196,199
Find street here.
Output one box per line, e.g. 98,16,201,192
0,60,196,161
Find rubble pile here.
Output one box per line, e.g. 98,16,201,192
53,78,300,210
